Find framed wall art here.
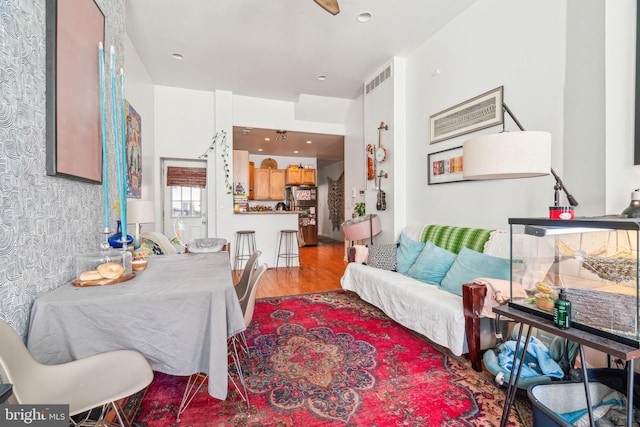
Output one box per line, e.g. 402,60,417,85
429,86,504,144
125,100,142,198
45,0,105,183
428,146,465,185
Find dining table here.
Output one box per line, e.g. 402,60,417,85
27,252,245,401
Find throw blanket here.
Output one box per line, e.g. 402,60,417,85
471,278,528,318
420,225,494,254
498,336,564,379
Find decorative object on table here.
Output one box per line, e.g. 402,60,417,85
621,189,640,218
429,86,504,144
108,220,133,249
375,121,388,162
327,172,344,231
131,259,148,272
45,0,105,182
172,218,186,250
127,200,156,249
341,213,381,246
427,146,465,185
74,249,133,287
463,100,579,208
199,131,232,194
125,100,142,198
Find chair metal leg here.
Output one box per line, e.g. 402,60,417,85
228,335,250,409
176,373,208,422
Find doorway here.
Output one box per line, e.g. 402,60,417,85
161,158,208,248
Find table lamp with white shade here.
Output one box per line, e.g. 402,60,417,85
127,200,156,249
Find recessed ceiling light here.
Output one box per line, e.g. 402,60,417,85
317,75,328,81
306,140,312,144
294,150,299,154
171,53,184,60
265,137,271,141
356,12,372,23
258,148,263,152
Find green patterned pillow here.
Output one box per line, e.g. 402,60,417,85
420,225,493,254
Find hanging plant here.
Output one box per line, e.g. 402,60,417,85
199,130,232,194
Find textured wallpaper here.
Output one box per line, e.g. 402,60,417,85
0,0,125,339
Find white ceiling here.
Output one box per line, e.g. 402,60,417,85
125,0,476,164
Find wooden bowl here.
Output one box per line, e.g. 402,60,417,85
132,259,148,272
535,293,555,312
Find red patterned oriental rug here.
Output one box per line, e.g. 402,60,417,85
133,290,531,426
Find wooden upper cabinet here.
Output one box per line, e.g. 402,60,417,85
285,168,316,186
302,168,316,185
270,169,285,200
254,168,285,200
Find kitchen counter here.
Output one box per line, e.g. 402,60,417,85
230,213,299,268
235,211,297,214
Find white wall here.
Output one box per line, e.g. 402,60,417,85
344,95,365,230
364,60,396,244
605,0,640,214
124,34,157,231
404,0,570,231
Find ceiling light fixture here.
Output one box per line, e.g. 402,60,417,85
356,12,372,23
317,75,328,81
265,138,271,141
171,53,184,60
275,130,288,142
306,140,312,144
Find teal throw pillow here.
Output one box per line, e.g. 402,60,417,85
406,241,457,285
440,247,510,296
396,232,425,274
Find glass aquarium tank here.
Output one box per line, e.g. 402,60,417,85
509,217,640,347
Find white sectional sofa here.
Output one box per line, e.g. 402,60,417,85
341,224,516,371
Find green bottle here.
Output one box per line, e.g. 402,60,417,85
553,289,571,329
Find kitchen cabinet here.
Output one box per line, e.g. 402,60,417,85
285,168,316,186
254,168,285,200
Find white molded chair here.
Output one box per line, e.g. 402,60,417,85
234,250,262,303
178,264,268,420
141,231,178,255
187,238,228,253
0,320,153,426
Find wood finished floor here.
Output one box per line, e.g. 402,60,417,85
232,237,347,299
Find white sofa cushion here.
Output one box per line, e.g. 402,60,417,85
341,262,467,356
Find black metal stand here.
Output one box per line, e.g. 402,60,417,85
494,305,640,427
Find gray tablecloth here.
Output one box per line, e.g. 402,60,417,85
27,253,245,400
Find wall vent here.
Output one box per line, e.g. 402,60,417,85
365,65,392,95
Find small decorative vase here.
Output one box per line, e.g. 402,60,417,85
108,220,134,248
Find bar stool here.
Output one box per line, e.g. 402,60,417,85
234,230,257,271
276,229,300,269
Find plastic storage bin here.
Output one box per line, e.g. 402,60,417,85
528,368,640,427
